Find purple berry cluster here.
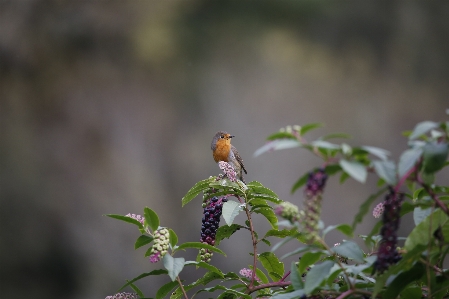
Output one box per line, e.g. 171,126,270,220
239,268,261,282
305,168,328,197
200,196,227,262
105,292,138,299
373,189,404,274
126,213,144,225
372,202,385,218
218,161,237,182
303,168,328,243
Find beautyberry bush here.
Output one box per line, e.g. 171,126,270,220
106,112,449,299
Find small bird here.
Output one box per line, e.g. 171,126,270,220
211,131,247,182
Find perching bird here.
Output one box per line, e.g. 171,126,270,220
211,131,247,183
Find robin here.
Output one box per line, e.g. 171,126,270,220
211,131,247,183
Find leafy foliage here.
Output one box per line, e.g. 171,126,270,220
106,117,449,299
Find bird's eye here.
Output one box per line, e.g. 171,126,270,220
220,135,224,139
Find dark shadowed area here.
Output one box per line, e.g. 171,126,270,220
1,1,448,298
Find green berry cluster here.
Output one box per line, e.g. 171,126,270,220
275,201,302,223
149,228,170,263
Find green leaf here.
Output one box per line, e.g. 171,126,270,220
117,269,168,291
169,271,223,299
300,123,324,135
197,271,224,286
298,251,323,274
182,178,214,207
264,228,298,239
156,280,179,299
322,223,353,238
405,209,449,251
222,200,243,226
247,182,279,198
324,164,342,175
373,160,397,185
290,262,303,290
258,252,284,281
254,207,278,229
291,172,309,194
175,242,226,256
134,235,154,249
422,142,449,173
254,139,301,157
310,140,340,149
197,285,251,299
266,132,297,140
433,275,449,299
144,207,159,232
304,260,334,294
250,194,280,204
398,148,423,178
254,267,269,284
163,254,185,281
321,133,351,140
413,206,432,226
105,214,144,229
361,145,390,161
128,282,144,298
215,224,243,245
331,241,364,263
399,286,422,299
169,229,178,248
184,261,224,277
260,238,271,246
352,188,386,230
409,121,439,140
412,188,424,201
383,262,425,299
339,159,367,183
271,290,306,299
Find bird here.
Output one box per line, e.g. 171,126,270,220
211,131,247,183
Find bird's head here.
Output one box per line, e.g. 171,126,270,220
211,131,234,150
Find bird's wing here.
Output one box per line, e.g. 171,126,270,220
232,146,247,174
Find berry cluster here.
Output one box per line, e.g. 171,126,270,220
303,169,328,243
218,161,237,182
149,228,170,263
126,213,144,225
200,196,227,262
372,202,385,218
373,189,404,274
105,292,138,299
126,213,150,234
275,201,302,223
239,268,261,282
304,168,328,197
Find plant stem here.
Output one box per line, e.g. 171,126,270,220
416,175,449,216
176,276,188,299
238,195,259,290
248,281,291,293
394,164,417,194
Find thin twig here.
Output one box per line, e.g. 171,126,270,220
238,195,259,290
248,281,291,293
176,276,188,299
416,175,449,216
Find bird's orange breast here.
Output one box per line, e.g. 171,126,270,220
213,139,231,162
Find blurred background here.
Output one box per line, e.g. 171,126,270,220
1,1,448,298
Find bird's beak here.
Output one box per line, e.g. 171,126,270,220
229,135,235,138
